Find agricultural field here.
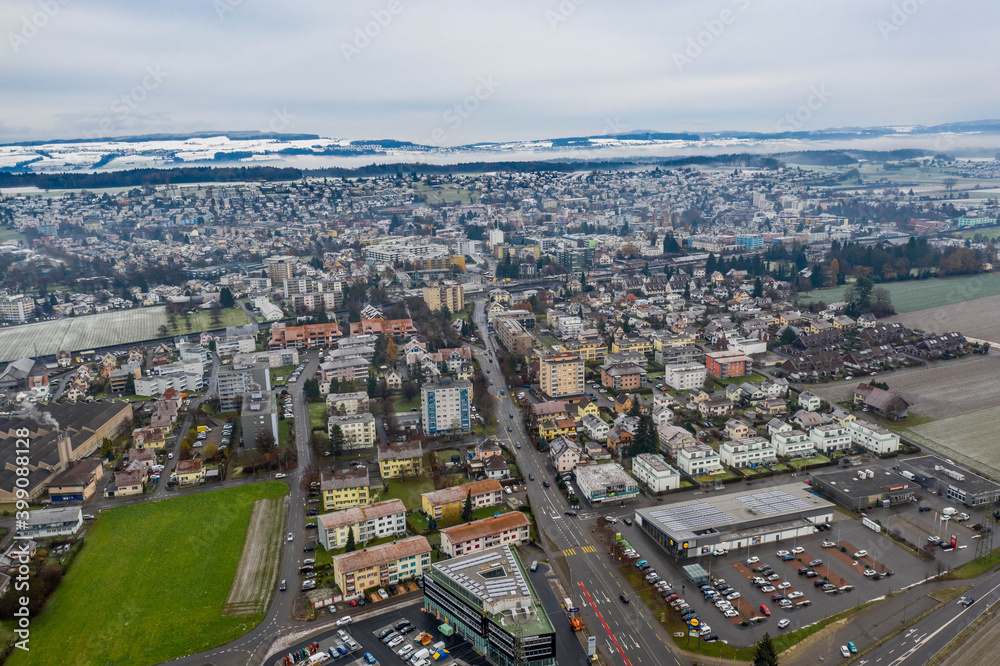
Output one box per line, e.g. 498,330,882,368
887,292,1000,342
9,482,289,666
0,306,249,363
223,495,289,616
907,408,1000,479
798,273,1000,315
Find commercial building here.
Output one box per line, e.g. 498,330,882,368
898,455,1000,507
632,453,681,493
810,466,918,511
662,363,707,391
719,437,778,469
19,507,83,539
331,535,432,598
241,391,278,450
635,483,835,559
0,293,35,323
421,378,473,436
574,463,639,504
440,512,531,557
423,284,465,313
846,420,900,455
377,440,424,479
321,466,375,511
705,350,751,379
46,460,105,504
494,317,534,355
539,353,584,399
327,413,376,450
423,545,556,666
317,499,407,550
421,479,504,521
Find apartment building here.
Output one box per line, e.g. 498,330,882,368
421,479,504,521
440,512,531,557
317,499,407,550
808,424,852,454
377,440,424,479
423,284,465,313
705,350,752,379
325,391,370,416
662,362,707,391
0,293,35,323
320,466,375,511
632,453,681,492
771,430,816,457
494,317,534,355
217,362,269,412
331,536,432,598
268,322,343,350
846,420,901,455
601,363,645,391
719,437,778,469
676,444,724,476
232,349,299,369
327,413,376,450
421,378,472,436
241,391,278,450
539,352,584,399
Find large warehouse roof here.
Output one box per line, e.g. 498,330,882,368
636,483,833,542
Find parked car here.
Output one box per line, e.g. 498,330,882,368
840,645,851,658
853,550,868,559
791,546,805,554
822,540,837,548
808,559,823,568
777,619,790,629
760,604,771,616
336,615,352,626
919,505,932,512
746,556,759,566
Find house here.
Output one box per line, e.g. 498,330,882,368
132,426,167,450
657,424,696,457
632,453,681,492
724,418,751,441
377,440,423,479
754,399,788,418
797,391,822,412
384,368,403,391
538,418,577,442
601,363,645,391
548,436,581,473
808,424,852,454
698,399,734,419
846,420,900,455
576,400,600,421
856,313,878,328
583,440,611,462
719,437,777,469
19,507,83,539
421,479,504,521
317,499,407,550
580,413,610,441
613,393,635,415
330,535,431,597
791,410,826,430
440,512,531,557
771,430,815,458
174,459,204,485
853,384,910,420
531,401,568,421
484,455,510,480
475,438,504,462
321,466,375,511
605,426,633,459
105,469,145,497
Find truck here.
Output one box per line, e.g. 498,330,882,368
564,597,585,631
900,470,916,481
943,507,958,516
196,425,208,433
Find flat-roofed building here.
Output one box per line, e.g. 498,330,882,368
846,420,900,455
633,453,681,493
574,463,639,504
423,284,465,313
421,378,472,436
808,424,852,454
328,413,376,450
539,352,584,399
494,316,534,355
663,362,707,391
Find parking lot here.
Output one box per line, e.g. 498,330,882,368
616,493,949,646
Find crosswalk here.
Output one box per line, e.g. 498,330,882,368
562,545,598,557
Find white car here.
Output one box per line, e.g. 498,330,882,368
726,592,741,601
275,473,286,479
776,550,790,557
822,541,837,548
864,569,878,577
791,546,805,554
761,585,775,593
778,582,791,590
724,610,738,618
777,619,790,629
787,591,804,599
287,532,294,542
840,645,851,658
336,615,352,626
378,588,389,600
746,556,759,566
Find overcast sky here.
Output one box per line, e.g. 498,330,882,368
1,0,998,145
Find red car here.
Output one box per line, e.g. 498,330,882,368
350,599,358,607
759,604,771,616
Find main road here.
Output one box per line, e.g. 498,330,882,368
472,299,684,666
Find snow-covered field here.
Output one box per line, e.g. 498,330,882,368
0,308,168,362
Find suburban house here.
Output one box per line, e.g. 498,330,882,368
719,437,778,468
797,391,822,412
377,440,424,479
724,418,751,440
317,499,407,550
330,536,431,598
853,384,910,421
846,420,901,455
439,512,531,557
548,436,581,473
808,424,852,454
105,469,145,497
538,418,577,442
676,444,723,476
174,459,205,485
484,455,510,480
19,507,83,539
580,413,610,441
698,398,734,419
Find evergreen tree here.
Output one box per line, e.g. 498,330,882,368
219,287,235,309
345,528,357,553
366,370,377,398
330,425,345,458
462,489,474,522
752,633,778,666
628,395,641,418
663,233,680,254
778,326,798,346
753,277,763,298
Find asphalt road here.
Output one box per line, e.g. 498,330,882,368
472,299,684,666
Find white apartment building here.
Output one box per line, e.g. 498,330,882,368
421,378,472,436
0,293,35,323
846,420,900,455
676,444,723,476
135,374,199,397
633,453,681,492
771,430,816,458
580,413,610,441
317,499,407,550
232,348,299,369
719,437,778,469
556,316,584,339
328,413,376,450
808,424,852,454
663,363,708,391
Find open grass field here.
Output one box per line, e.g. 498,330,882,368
308,401,327,431
0,305,249,362
223,495,289,616
380,476,437,510
798,273,1000,315
8,482,289,666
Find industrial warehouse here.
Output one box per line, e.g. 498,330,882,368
634,483,835,559
808,466,918,512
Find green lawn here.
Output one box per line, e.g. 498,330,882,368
278,418,292,445
789,454,832,468
394,394,421,412
269,366,294,387
11,483,289,666
308,402,328,431
797,273,1000,314
167,307,249,335
381,476,437,511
